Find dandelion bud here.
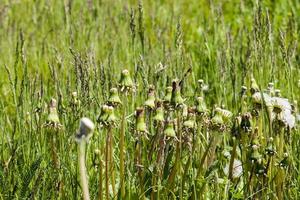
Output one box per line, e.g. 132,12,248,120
144,85,156,109
45,98,62,129
76,117,95,142
136,107,147,132
171,79,184,107
108,88,122,106
164,120,176,138
250,77,260,95
153,101,164,122
163,86,172,103
119,69,134,92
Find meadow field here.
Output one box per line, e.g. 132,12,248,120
1,0,300,199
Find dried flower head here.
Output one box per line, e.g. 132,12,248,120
163,86,172,104
171,79,185,107
108,88,122,106
164,120,177,139
119,69,134,92
97,105,118,126
44,98,62,129
136,107,147,132
153,101,164,122
183,108,197,130
196,96,208,114
144,85,156,109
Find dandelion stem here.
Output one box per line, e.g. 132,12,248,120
78,141,90,200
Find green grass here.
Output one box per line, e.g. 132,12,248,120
1,0,300,199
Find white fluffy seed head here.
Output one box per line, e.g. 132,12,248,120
76,117,95,142
80,117,95,131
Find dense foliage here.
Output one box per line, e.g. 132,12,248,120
1,0,300,199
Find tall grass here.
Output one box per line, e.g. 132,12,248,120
1,0,300,199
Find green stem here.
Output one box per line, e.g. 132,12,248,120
98,154,103,200
78,141,90,200
119,96,127,198
105,129,110,200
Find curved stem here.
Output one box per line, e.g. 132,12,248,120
78,141,90,200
